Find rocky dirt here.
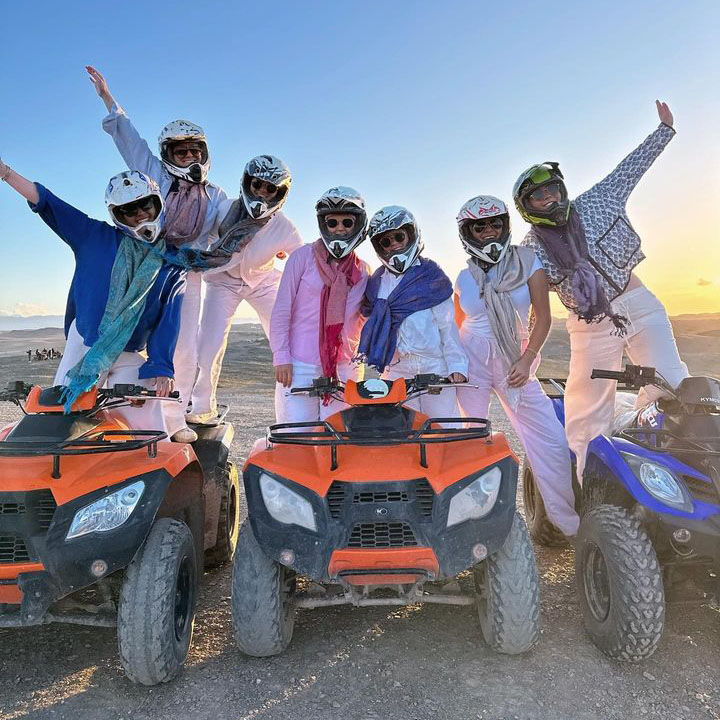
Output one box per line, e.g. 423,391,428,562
0,327,718,720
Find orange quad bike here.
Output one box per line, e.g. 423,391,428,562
232,374,540,656
0,381,240,685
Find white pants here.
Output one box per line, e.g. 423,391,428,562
163,270,203,436
566,286,689,479
456,334,578,536
54,322,174,439
190,272,279,417
274,360,358,426
382,355,459,423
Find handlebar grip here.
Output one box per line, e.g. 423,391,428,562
590,369,627,381
290,386,313,394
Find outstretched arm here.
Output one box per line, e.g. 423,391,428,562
86,65,118,114
595,100,676,204
0,158,39,204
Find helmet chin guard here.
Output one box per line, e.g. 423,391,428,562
105,171,165,244
456,195,512,264
158,120,210,184
368,206,424,275
240,155,291,220
316,186,368,259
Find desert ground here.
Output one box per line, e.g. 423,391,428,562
0,319,718,720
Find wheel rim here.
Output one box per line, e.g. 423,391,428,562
583,542,611,622
174,555,194,643
523,467,536,522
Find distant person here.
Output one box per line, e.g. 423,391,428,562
513,100,689,478
453,195,578,537
0,157,185,436
270,187,370,424
357,206,468,422
26,349,32,362
186,156,303,425
86,65,227,442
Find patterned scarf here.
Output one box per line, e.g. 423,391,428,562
467,245,538,369
534,206,627,334
312,240,363,381
162,178,208,247
61,236,165,412
356,258,452,373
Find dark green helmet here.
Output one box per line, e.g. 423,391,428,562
512,162,570,227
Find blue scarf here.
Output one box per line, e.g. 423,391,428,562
356,258,452,373
61,236,165,412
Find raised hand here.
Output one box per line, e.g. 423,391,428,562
85,65,116,112
656,100,674,129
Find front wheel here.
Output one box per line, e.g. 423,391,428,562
205,461,241,568
474,512,540,654
231,521,296,657
117,518,197,685
576,504,664,662
522,462,567,547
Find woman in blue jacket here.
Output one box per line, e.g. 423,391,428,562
0,157,185,437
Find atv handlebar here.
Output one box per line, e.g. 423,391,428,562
590,369,632,382
104,384,180,400
591,364,676,397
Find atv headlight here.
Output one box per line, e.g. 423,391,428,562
66,481,145,540
260,473,317,531
622,454,691,510
447,466,502,527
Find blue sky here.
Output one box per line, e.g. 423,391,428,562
1,0,718,317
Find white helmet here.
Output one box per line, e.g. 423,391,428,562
315,186,368,259
367,206,423,274
456,195,511,264
105,171,164,244
240,154,291,220
158,120,210,183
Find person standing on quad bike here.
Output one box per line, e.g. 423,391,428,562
86,65,227,443
513,101,689,479
186,155,304,425
270,187,370,423
0,159,185,434
453,195,578,537
357,206,468,420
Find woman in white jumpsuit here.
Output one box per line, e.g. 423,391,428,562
357,206,467,420
453,195,578,537
87,66,227,442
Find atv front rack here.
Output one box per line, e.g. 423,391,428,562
0,430,167,479
619,427,720,457
267,417,491,470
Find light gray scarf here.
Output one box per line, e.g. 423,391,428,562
467,245,538,369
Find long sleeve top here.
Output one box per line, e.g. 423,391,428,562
521,123,675,312
203,204,304,288
269,243,370,367
102,105,227,250
30,184,186,379
378,265,468,377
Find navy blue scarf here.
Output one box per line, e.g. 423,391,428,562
356,258,452,373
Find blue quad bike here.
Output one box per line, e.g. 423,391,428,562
522,364,720,661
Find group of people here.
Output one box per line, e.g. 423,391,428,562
27,348,63,361
0,66,689,538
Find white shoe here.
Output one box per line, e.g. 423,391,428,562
186,410,218,426
171,427,198,443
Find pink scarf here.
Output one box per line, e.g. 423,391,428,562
162,179,209,247
312,239,362,381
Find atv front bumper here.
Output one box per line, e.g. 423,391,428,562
244,457,518,582
0,469,175,626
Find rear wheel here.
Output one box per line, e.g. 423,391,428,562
117,518,197,685
205,461,241,568
522,462,567,547
231,521,296,657
576,504,664,662
474,512,540,654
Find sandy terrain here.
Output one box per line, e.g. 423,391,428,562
0,323,718,720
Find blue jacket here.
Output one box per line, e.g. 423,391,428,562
30,184,186,379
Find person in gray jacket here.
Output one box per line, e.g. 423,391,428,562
513,100,688,480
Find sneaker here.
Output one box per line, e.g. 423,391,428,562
171,427,198,443
186,410,219,426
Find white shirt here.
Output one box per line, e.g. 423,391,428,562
377,264,468,376
454,255,543,339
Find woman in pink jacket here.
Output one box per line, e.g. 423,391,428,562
270,187,370,423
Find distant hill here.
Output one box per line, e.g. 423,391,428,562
0,315,64,331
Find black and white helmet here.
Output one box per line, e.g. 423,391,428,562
367,206,423,274
105,171,164,244
241,154,291,220
315,186,368,259
158,120,210,183
456,195,512,264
